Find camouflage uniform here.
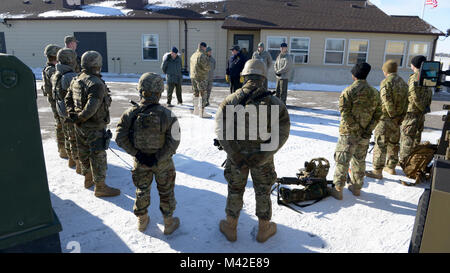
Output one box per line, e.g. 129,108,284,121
206,54,216,104
274,52,293,104
42,45,65,155
399,71,433,163
51,61,79,162
189,46,210,107
115,89,180,217
372,73,408,170
65,62,111,185
215,77,290,221
333,80,382,190
252,48,272,90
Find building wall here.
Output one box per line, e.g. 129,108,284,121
260,29,437,85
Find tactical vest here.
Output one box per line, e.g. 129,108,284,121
52,70,72,118
42,65,56,98
132,104,167,154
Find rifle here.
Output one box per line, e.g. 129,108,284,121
213,138,227,167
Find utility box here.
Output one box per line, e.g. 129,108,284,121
0,54,62,253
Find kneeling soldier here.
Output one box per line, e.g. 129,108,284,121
215,59,290,243
116,73,181,233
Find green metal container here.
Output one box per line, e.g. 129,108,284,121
0,54,62,252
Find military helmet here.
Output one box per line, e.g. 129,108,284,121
241,59,267,78
57,48,77,66
138,72,164,95
81,51,102,70
44,44,62,57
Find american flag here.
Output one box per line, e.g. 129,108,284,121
425,0,438,8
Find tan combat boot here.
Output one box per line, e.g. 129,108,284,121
383,166,396,175
200,107,212,118
163,216,180,235
75,160,82,175
328,185,344,200
94,180,120,197
256,219,277,243
348,184,361,196
84,171,94,189
59,148,69,159
365,169,383,179
68,156,76,168
137,214,150,232
219,215,238,242
193,97,199,115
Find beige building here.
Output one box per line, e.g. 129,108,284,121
0,0,444,86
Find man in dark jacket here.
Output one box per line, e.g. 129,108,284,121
161,47,183,106
226,45,247,93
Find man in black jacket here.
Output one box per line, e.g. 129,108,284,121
226,45,247,93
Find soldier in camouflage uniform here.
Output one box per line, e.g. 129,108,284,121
399,55,433,165
252,42,272,90
51,48,81,173
330,63,382,200
116,73,181,233
366,60,408,179
206,46,216,107
42,44,66,159
189,42,211,118
65,51,120,197
215,59,290,243
64,35,81,73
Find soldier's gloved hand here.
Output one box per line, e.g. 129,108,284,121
67,112,79,123
136,151,157,168
425,105,431,114
275,73,281,77
225,75,230,83
361,131,372,139
239,76,244,83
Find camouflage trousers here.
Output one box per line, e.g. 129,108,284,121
62,121,79,160
399,112,425,164
372,118,402,170
333,135,370,190
48,97,65,152
131,158,177,217
191,78,208,107
224,157,277,220
275,79,288,105
75,125,108,183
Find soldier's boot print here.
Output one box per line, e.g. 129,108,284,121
256,218,277,243
137,214,149,232
94,180,121,197
59,146,69,159
328,185,344,200
84,171,94,189
68,156,76,168
220,215,238,242
193,96,199,115
75,160,82,175
383,166,396,175
365,168,383,179
163,216,180,235
348,184,361,196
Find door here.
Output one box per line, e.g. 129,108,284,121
74,32,108,72
233,34,254,60
0,32,6,54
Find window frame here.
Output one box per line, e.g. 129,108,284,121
142,34,159,62
289,36,310,64
266,35,287,61
407,41,431,66
323,38,346,65
384,40,407,68
346,39,370,66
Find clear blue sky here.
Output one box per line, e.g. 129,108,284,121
370,0,450,54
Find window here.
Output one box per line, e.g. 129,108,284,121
142,34,159,61
347,39,369,65
290,37,310,64
0,32,5,54
324,38,345,65
384,40,406,67
267,36,287,61
408,41,430,66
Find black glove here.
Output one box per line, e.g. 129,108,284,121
135,151,157,167
276,73,281,77
66,112,79,123
425,105,431,114
361,131,372,139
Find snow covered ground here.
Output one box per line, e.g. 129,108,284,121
39,80,444,253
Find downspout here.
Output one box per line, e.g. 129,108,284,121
183,20,188,75
431,36,438,61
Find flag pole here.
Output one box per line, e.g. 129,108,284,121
421,0,426,19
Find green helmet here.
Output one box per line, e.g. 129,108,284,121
81,51,102,70
57,48,77,67
44,44,61,57
241,59,267,78
138,72,164,95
